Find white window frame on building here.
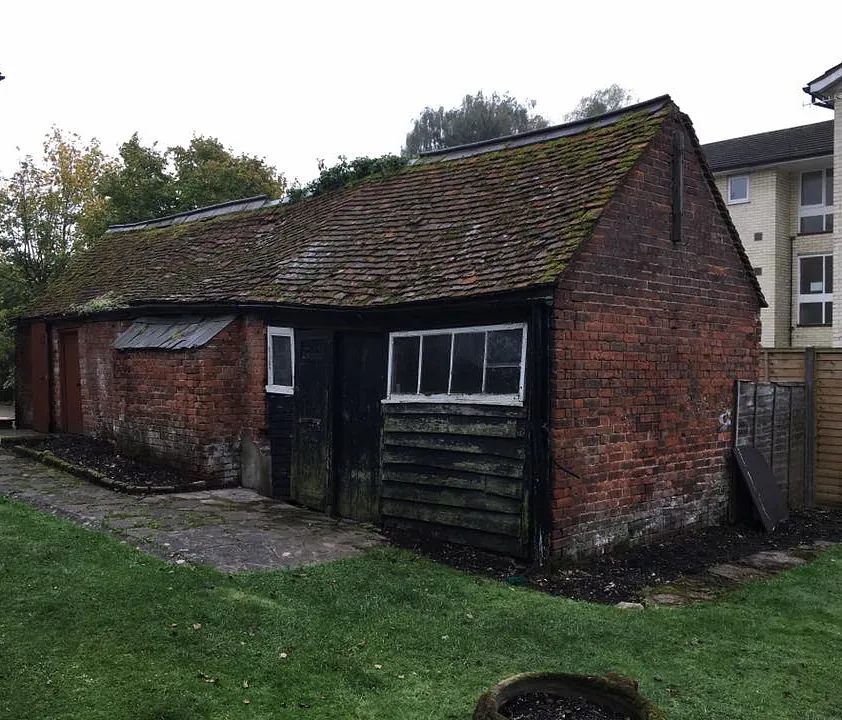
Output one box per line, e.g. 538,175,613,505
797,254,833,326
799,168,834,234
266,327,295,394
727,174,750,204
385,323,528,405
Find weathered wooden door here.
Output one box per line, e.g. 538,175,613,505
290,330,333,511
30,322,50,432
334,332,387,522
59,330,83,433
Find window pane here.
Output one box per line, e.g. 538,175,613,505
800,215,825,234
271,335,292,387
729,176,747,201
827,169,834,206
802,171,824,206
451,332,484,394
826,256,834,293
419,334,450,395
799,302,824,326
827,302,833,325
487,329,523,365
826,214,834,233
485,366,520,395
391,336,420,394
800,256,825,294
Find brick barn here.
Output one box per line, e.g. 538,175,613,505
14,96,765,559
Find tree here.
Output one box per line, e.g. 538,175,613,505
97,133,174,226
0,128,111,299
98,135,286,227
168,136,285,211
286,154,407,203
0,129,111,395
565,85,636,122
403,91,548,156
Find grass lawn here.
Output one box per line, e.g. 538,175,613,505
1,497,840,720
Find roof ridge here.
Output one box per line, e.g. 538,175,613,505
415,95,673,163
702,119,833,148
106,195,279,234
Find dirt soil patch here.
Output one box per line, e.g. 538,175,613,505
13,435,200,493
501,692,631,720
385,508,842,604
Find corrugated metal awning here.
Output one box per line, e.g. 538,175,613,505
113,316,235,350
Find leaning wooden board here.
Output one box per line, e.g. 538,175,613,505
733,446,789,532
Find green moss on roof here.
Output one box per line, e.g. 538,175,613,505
25,100,675,319
68,291,128,316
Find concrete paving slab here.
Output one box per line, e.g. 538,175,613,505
0,450,385,572
741,550,807,572
708,563,771,582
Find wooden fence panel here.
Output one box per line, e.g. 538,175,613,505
815,351,842,505
759,348,842,506
735,381,806,506
760,350,805,382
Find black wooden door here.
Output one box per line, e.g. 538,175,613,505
290,330,334,511
334,332,387,522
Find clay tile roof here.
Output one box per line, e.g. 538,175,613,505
27,96,686,319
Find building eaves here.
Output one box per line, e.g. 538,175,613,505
804,60,842,108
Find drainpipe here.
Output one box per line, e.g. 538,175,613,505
789,235,795,348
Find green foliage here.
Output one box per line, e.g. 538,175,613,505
0,128,111,297
565,84,636,122
168,136,286,211
286,154,407,202
97,133,174,225
99,134,286,226
0,309,14,396
403,91,549,156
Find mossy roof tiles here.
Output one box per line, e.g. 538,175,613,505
24,96,761,319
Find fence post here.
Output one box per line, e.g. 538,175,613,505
804,347,816,507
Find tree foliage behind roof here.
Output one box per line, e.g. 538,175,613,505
403,91,549,156
286,154,408,203
97,135,286,227
565,85,636,122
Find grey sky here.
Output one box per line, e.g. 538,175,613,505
2,0,840,186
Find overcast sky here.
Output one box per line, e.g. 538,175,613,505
2,1,841,186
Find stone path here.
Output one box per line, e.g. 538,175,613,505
0,451,384,572
640,543,835,606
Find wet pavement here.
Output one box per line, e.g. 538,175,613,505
0,450,385,572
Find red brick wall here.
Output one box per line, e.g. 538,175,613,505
49,315,267,486
550,119,762,557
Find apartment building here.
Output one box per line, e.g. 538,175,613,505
702,61,842,347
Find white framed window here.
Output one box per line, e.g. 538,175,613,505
798,255,833,326
386,323,527,405
727,174,750,204
799,168,833,234
266,327,294,394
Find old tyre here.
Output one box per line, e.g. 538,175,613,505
473,672,665,720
